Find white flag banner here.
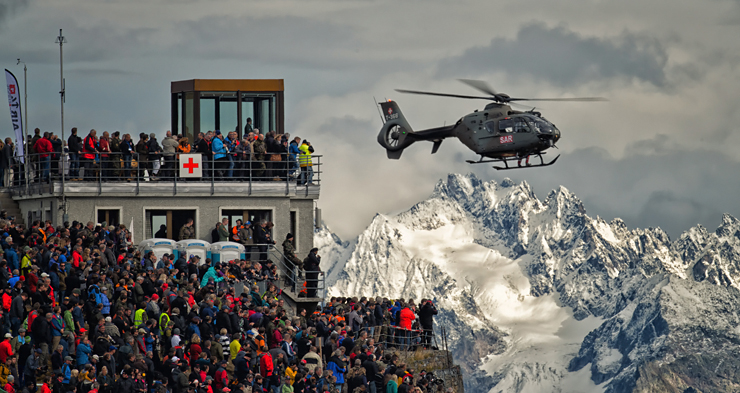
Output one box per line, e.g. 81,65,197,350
4,69,24,163
130,216,135,245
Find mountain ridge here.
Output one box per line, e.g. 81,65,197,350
317,173,740,393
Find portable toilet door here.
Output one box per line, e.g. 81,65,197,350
210,241,245,265
138,238,177,260
176,240,211,266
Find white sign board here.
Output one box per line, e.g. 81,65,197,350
179,154,202,178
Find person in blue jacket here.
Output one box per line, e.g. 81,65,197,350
200,266,225,287
61,356,73,384
76,337,92,367
289,137,302,179
211,130,228,179
326,350,347,392
5,245,19,272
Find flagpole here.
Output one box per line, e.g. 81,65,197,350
16,59,28,190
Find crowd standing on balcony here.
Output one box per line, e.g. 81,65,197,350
0,214,443,393
0,128,317,186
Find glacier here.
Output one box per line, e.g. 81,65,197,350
317,174,740,393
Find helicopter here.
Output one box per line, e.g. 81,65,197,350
376,80,606,170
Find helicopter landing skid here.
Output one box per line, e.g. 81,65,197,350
491,154,560,170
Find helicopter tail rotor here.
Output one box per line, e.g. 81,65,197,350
377,100,415,159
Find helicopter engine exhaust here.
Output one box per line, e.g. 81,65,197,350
377,100,415,159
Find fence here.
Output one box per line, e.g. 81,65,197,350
373,325,438,352
265,245,326,300
3,151,322,196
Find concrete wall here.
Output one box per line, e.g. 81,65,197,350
15,195,316,252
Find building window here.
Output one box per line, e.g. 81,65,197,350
97,209,121,227
146,209,196,240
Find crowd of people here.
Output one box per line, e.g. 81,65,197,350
0,214,443,393
0,127,317,187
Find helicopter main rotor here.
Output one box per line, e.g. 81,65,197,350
395,79,607,104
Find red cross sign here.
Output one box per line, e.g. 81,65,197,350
183,157,199,173
179,154,202,178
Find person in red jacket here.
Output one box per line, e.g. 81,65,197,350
33,132,53,182
0,333,14,363
259,346,274,390
2,288,12,312
82,129,98,181
398,304,416,349
99,131,111,179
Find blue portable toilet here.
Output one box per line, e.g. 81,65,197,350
210,241,245,265
138,238,177,261
176,239,211,266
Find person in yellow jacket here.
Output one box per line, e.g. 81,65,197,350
229,333,242,361
298,140,314,186
20,247,34,277
134,305,147,328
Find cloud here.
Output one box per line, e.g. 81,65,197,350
0,0,30,25
439,21,669,87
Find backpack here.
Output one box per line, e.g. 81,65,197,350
27,234,39,248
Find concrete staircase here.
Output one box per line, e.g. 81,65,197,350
0,191,24,225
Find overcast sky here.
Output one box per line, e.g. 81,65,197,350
1,0,740,240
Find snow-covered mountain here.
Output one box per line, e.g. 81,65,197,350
317,174,740,393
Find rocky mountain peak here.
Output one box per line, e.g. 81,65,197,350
320,174,740,393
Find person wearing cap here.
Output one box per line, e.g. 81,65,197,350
11,328,28,354
0,332,13,363
24,348,41,383
214,360,229,391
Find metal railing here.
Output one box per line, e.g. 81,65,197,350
3,151,322,196
265,245,326,300
374,325,438,351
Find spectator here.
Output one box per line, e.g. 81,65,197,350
178,218,195,240
120,133,135,180
147,133,162,180
303,248,323,298
67,128,82,180
135,133,149,180
34,132,53,182
161,131,178,179
212,130,228,180
82,129,99,181
298,140,314,186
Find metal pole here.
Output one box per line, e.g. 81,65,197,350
17,59,29,193
55,29,67,203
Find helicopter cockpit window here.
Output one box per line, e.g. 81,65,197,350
485,121,496,134
498,119,515,134
527,117,557,134
514,120,531,133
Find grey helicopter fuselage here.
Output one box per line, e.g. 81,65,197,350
454,103,561,159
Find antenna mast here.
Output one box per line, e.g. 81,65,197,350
55,29,68,215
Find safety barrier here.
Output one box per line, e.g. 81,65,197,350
3,151,322,197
